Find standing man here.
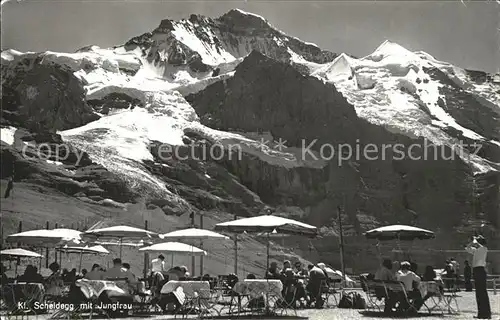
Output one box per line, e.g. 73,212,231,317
464,260,472,292
150,254,166,275
465,235,491,319
149,254,166,290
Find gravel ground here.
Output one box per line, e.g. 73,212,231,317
2,291,498,320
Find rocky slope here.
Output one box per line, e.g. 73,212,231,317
1,9,499,273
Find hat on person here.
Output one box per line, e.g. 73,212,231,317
401,261,411,268
317,263,326,269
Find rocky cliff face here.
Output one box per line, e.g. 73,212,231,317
186,52,491,235
2,62,99,132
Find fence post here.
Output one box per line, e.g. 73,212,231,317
494,278,497,295
143,220,149,279
45,221,49,268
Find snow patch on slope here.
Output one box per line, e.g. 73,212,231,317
171,22,236,66
313,40,499,173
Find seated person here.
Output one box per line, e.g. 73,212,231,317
182,271,191,280
0,263,8,285
442,262,456,289
422,265,437,281
104,258,127,280
85,264,104,280
61,269,70,282
66,268,77,283
294,261,309,278
122,262,141,293
396,261,423,312
410,262,418,274
121,263,137,282
18,265,44,283
281,260,292,275
375,259,396,281
80,269,88,279
306,264,326,308
45,262,64,295
265,262,281,280
165,266,184,281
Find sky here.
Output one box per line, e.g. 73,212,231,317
1,0,499,72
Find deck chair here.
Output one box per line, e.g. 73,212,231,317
323,279,341,308
440,277,460,314
275,280,299,316
382,280,419,315
360,279,386,311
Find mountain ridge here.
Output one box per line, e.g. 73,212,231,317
1,8,499,272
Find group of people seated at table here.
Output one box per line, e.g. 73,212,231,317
265,260,337,309
371,258,445,314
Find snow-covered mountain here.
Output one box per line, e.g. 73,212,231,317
1,9,499,270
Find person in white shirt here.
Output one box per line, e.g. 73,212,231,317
396,261,421,291
396,261,423,312
449,258,459,274
150,255,166,275
465,235,491,319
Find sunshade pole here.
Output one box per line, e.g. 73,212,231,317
266,232,270,273
338,206,346,289
191,212,196,276
233,215,238,276
119,237,123,259
266,231,270,314
200,215,204,276
78,251,83,273
45,221,49,268
143,220,149,280
38,248,42,270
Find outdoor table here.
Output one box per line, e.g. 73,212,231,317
2,282,45,314
75,279,126,299
231,279,283,315
233,279,283,299
161,280,211,304
161,281,212,316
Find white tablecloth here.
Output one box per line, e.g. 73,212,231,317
76,279,125,299
161,281,211,306
233,279,283,299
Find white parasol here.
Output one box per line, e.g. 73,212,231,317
82,225,158,258
160,228,229,240
58,245,109,272
6,228,82,247
215,215,317,273
364,225,434,241
1,248,43,258
1,248,43,276
139,241,207,267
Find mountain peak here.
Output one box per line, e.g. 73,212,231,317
364,40,414,62
222,8,267,21
218,8,271,30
